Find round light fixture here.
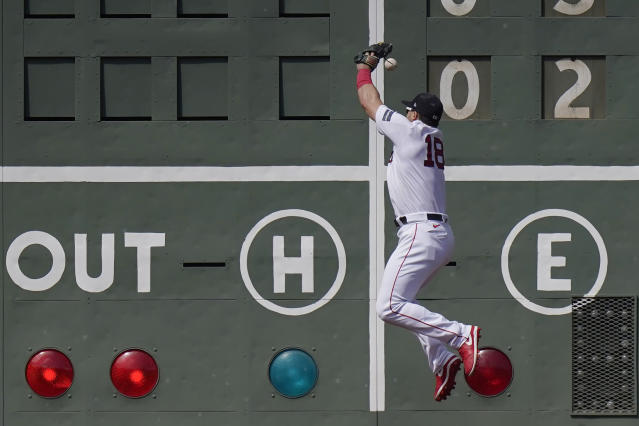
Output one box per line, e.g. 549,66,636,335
25,349,74,398
110,349,159,398
465,347,513,397
269,348,318,398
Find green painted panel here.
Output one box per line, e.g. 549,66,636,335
228,0,279,18
330,0,370,119
102,0,152,17
381,409,639,426
246,413,375,426
280,0,330,16
608,0,639,16
536,18,639,55
24,58,75,119
248,56,280,120
101,58,152,119
5,413,84,426
93,412,375,426
427,18,535,56
606,55,639,119
152,57,178,120
21,19,328,57
250,18,329,56
178,0,228,16
280,57,330,118
492,55,540,120
490,0,541,17
379,411,529,426
151,0,177,18
178,57,228,119
3,120,367,166
25,0,75,17
426,18,639,55
439,120,639,165
385,0,427,116
94,412,242,426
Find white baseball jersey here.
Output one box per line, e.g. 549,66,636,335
374,104,471,376
375,104,446,218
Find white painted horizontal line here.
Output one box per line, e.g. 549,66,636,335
0,166,370,182
2,165,639,182
445,166,639,181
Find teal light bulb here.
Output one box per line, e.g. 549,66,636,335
269,349,318,398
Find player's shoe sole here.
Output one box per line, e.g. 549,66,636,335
459,326,481,376
434,355,462,401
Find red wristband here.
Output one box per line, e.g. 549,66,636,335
356,68,373,89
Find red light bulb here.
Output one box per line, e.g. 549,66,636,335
111,349,159,398
42,368,58,382
130,370,144,384
25,349,74,398
465,348,513,397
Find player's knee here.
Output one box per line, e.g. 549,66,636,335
376,300,394,323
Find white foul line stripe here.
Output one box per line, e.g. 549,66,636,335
3,166,639,182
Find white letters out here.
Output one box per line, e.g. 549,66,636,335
6,231,165,293
553,0,594,15
537,233,572,291
272,236,314,294
75,233,115,293
441,0,476,16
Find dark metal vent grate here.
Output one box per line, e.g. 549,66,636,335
572,296,637,415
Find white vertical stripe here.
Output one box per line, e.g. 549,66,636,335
368,0,386,413
374,0,386,413
367,0,378,412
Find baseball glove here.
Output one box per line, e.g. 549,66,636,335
354,42,393,70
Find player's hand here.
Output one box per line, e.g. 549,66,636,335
354,42,393,71
357,59,375,71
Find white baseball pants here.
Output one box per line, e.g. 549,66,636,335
376,221,470,374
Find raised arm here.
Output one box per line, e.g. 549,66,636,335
356,63,383,120
354,42,392,120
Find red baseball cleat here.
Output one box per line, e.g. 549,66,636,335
434,355,461,401
458,326,481,376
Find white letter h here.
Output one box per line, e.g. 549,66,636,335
273,236,314,294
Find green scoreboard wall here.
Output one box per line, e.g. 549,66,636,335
2,1,638,425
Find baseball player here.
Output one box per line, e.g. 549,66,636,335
354,43,481,401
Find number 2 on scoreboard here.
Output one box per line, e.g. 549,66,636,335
424,135,445,169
